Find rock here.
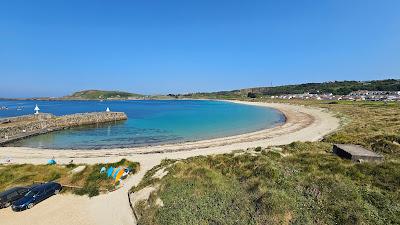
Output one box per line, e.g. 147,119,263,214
271,147,283,152
155,198,164,207
71,165,86,174
152,167,169,179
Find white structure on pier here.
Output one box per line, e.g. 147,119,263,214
34,104,40,115
106,107,110,112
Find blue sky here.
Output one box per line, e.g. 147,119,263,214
1,0,399,97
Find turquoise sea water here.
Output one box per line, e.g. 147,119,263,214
0,100,285,149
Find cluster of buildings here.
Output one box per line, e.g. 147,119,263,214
347,90,400,101
270,90,400,101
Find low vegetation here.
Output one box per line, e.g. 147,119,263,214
0,164,70,192
265,99,400,159
133,100,400,225
134,144,400,225
321,101,400,156
0,159,139,197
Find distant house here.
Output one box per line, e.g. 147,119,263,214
349,90,370,97
333,144,383,162
348,90,400,101
271,90,399,102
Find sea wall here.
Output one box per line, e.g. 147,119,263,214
0,114,55,125
0,112,127,145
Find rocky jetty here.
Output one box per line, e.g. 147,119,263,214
0,112,127,145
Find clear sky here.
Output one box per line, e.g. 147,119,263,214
1,0,399,97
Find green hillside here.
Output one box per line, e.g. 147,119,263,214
183,79,400,99
66,90,143,100
242,79,400,95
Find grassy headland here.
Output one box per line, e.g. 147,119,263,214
63,90,144,100
132,100,400,225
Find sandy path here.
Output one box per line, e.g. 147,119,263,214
0,102,340,225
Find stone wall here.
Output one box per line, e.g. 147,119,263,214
0,112,127,144
0,113,55,125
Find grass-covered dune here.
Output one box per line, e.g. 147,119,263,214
132,100,400,225
134,146,399,225
0,159,139,197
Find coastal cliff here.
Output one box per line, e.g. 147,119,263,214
0,112,127,145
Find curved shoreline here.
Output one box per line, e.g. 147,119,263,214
0,102,340,225
4,101,286,150
0,101,338,163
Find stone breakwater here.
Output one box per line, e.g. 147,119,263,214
0,112,127,145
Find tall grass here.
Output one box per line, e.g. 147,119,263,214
0,164,69,191
135,147,400,225
266,100,400,157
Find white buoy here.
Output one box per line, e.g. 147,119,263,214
106,107,110,112
34,104,40,115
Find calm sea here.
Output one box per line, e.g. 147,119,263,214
0,100,285,149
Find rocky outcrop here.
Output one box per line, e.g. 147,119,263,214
0,112,127,145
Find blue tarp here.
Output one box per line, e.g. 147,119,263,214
47,159,56,165
107,167,114,177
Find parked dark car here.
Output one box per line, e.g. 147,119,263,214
0,186,31,208
12,182,62,211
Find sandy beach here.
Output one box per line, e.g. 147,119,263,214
0,101,340,225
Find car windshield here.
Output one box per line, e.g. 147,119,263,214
24,190,40,197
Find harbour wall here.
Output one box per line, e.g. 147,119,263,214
0,112,127,145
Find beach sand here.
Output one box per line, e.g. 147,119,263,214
0,101,340,225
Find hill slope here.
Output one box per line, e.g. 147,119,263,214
183,79,400,99
65,90,143,100
241,79,400,95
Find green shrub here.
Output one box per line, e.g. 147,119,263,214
66,163,76,169
47,171,62,181
371,137,400,154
